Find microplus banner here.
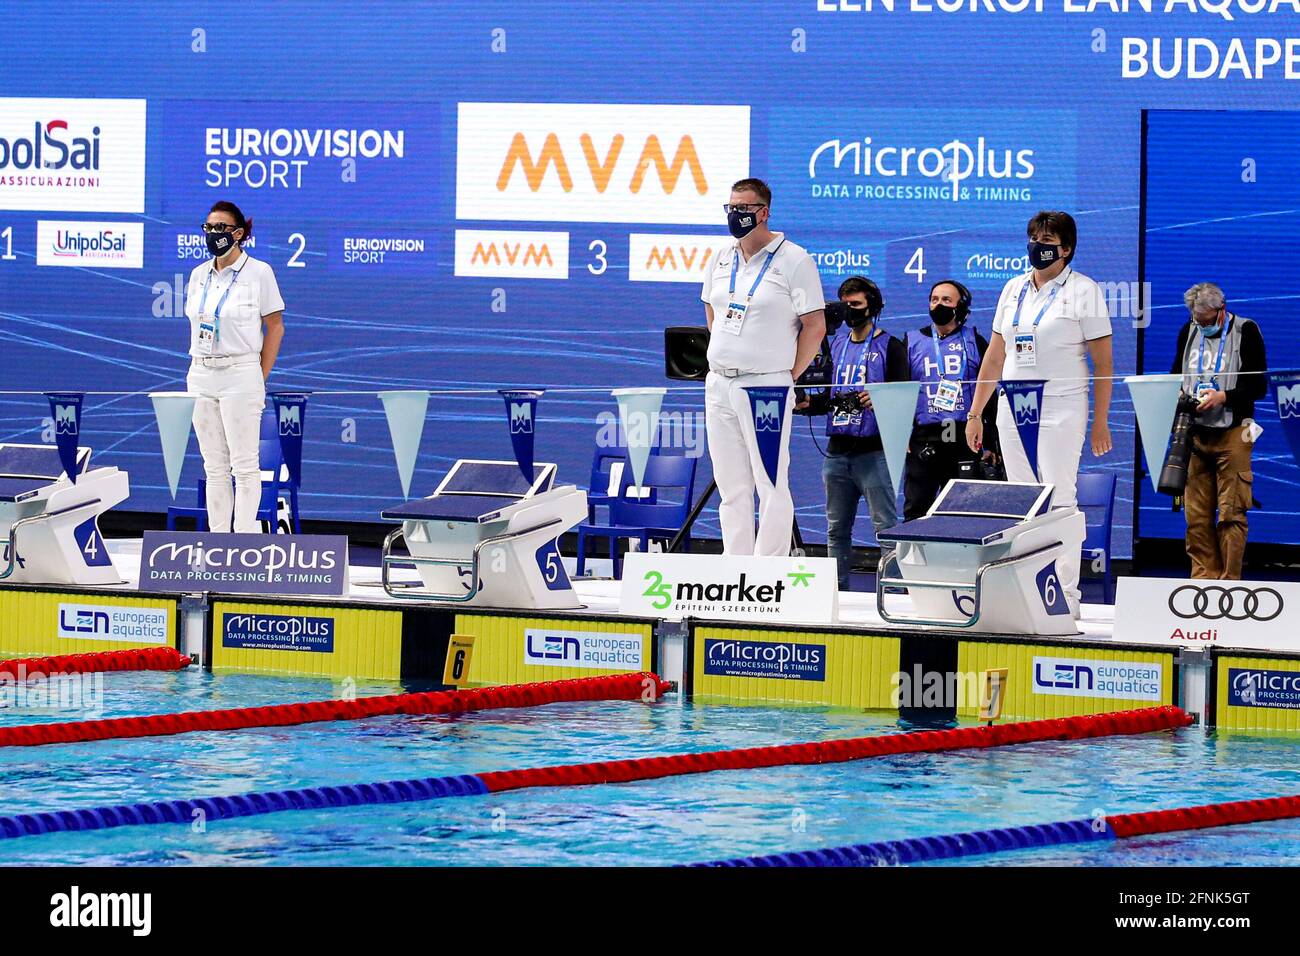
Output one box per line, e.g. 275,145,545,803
138,532,349,596
620,552,838,625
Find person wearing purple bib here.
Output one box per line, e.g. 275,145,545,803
902,280,1000,520
802,277,907,590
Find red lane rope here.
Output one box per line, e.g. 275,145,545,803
478,705,1193,793
0,672,671,748
1109,794,1300,838
0,647,192,677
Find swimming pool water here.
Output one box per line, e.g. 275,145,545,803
1,668,1298,866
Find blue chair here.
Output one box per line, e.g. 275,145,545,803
1077,472,1117,605
575,453,697,579
586,446,631,523
166,409,301,533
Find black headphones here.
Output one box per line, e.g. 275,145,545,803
839,276,884,319
931,279,972,324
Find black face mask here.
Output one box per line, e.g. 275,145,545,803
844,306,872,330
1027,240,1062,270
727,209,760,239
930,304,959,327
206,229,239,258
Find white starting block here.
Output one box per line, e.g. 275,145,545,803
380,459,587,609
876,480,1085,635
0,444,129,586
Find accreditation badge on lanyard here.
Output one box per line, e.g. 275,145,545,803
1012,275,1063,369
931,332,962,412
719,241,782,336
196,262,243,355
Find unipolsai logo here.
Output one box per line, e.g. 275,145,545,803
278,404,301,437
1012,389,1039,426
37,220,143,268
754,400,781,432
1278,383,1300,420
0,117,100,173
510,401,533,435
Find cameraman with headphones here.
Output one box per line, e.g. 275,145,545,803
801,276,907,590
902,280,1000,519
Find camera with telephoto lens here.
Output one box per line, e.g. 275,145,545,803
825,390,866,417
1157,394,1199,496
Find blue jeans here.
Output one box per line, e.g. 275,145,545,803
822,449,897,590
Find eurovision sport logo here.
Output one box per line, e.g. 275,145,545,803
160,101,439,217
620,552,838,625
771,107,1076,231
0,98,146,213
138,531,349,596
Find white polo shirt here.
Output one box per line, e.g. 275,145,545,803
992,266,1112,398
185,251,285,358
701,232,825,374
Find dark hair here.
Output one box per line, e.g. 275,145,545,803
209,200,253,242
837,276,884,317
730,177,772,207
1026,210,1076,263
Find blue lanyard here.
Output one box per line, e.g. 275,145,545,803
728,239,784,302
931,326,967,380
1196,315,1233,384
1013,271,1068,331
197,258,246,322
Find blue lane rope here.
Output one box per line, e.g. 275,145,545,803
0,773,487,839
689,819,1114,867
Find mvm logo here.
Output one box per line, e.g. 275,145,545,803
456,103,750,225
454,229,569,280
628,233,731,283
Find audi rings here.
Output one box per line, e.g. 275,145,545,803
1168,585,1283,622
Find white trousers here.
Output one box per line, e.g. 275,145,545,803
704,370,794,556
996,389,1087,612
187,358,265,534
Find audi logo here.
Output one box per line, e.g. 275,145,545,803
1168,585,1283,622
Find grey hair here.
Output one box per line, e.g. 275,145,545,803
1184,282,1225,315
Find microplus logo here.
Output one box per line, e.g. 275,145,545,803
965,250,1032,281
37,220,143,269
704,638,826,682
1229,667,1300,710
809,136,1035,201
223,613,335,653
50,886,151,937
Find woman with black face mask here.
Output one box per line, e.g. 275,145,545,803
182,200,286,533
964,210,1114,618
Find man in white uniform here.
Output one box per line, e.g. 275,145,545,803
965,210,1114,616
701,178,826,555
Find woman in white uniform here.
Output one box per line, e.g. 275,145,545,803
964,210,1113,616
184,201,286,533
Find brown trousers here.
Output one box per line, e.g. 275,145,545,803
1184,425,1253,579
